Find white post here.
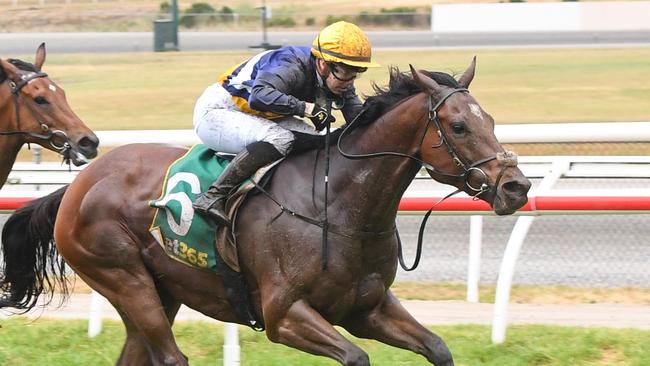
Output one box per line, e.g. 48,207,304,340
491,158,569,344
88,290,104,338
491,215,534,343
223,323,240,366
466,215,483,302
430,5,435,32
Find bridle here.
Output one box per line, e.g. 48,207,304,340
338,88,519,199
421,89,519,198
0,71,73,154
256,85,520,271
337,87,519,271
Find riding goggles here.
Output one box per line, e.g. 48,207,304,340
328,63,365,82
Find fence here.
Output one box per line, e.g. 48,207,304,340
1,1,432,33
1,187,649,348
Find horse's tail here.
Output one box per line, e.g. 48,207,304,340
0,185,69,312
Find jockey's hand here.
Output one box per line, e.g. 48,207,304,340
304,102,336,131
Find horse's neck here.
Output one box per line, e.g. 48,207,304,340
0,89,23,188
329,94,426,229
0,143,21,188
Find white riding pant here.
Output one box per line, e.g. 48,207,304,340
193,83,317,156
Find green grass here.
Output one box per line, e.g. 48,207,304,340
16,47,650,131
0,318,648,365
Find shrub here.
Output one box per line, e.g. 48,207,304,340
187,2,216,13
325,15,350,25
357,11,389,26
356,7,420,27
218,6,235,23
179,2,216,28
159,1,170,13
268,16,296,27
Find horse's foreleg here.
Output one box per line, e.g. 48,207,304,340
343,291,454,366
264,299,370,366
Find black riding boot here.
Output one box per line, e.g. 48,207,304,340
193,141,283,226
214,254,265,330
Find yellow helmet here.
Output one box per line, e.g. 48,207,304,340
311,21,380,69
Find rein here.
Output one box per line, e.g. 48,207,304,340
0,72,73,155
337,88,516,271
337,88,497,194
254,87,518,272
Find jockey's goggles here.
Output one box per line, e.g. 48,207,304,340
328,63,366,82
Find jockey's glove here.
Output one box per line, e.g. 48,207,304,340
304,102,336,131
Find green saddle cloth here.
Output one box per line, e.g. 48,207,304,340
149,144,230,271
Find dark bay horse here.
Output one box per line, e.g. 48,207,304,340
0,43,98,187
1,60,530,365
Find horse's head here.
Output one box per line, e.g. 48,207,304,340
410,58,530,215
0,43,98,166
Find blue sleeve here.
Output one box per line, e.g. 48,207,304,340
249,65,307,117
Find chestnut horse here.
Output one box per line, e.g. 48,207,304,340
0,43,98,188
1,60,530,365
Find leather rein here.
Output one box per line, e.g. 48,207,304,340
254,88,519,271
337,88,519,271
0,72,73,154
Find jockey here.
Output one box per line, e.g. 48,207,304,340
192,21,380,226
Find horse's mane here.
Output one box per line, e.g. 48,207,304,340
0,59,38,83
357,66,461,125
290,67,461,153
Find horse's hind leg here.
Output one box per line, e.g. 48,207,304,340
116,286,185,366
263,298,370,366
57,224,188,365
342,291,454,366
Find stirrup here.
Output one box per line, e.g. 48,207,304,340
193,195,231,226
206,205,231,227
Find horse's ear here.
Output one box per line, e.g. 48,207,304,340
409,64,442,95
0,58,19,80
34,42,46,71
458,56,477,89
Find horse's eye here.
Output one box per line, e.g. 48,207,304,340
34,96,49,105
451,122,466,135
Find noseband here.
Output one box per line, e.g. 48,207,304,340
0,71,73,153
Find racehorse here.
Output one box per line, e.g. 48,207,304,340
1,59,530,365
0,43,98,188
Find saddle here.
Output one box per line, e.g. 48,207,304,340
148,145,281,274
215,154,281,272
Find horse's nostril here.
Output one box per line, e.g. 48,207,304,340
502,179,531,196
78,135,99,157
